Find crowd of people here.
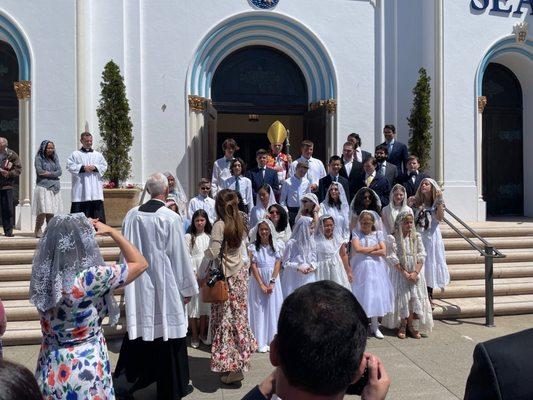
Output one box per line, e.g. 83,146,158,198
0,122,451,399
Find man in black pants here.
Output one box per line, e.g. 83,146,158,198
0,137,21,237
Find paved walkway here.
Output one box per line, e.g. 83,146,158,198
4,314,532,399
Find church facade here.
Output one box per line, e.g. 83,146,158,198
0,0,531,229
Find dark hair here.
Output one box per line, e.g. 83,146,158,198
198,178,211,187
230,157,246,175
301,140,314,148
268,204,288,233
257,184,271,198
222,138,239,151
328,155,342,164
277,281,368,396
0,359,43,400
353,188,381,215
383,124,396,133
327,183,342,210
254,221,276,252
375,144,388,155
189,209,213,249
363,156,377,167
407,155,420,163
256,148,268,157
348,133,362,147
215,189,245,249
343,141,355,149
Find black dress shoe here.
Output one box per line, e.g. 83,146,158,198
183,384,194,396
4,232,14,237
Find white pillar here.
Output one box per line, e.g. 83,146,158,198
76,0,91,137
434,0,444,186
14,81,32,231
476,96,487,221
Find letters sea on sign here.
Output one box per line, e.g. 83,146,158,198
470,0,533,15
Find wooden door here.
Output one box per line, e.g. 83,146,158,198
303,106,327,164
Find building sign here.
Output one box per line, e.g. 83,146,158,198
470,0,533,14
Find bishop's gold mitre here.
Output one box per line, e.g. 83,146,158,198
267,121,287,144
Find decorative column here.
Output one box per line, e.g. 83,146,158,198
187,95,208,198
476,96,487,220
14,80,32,231
434,0,444,186
325,99,337,156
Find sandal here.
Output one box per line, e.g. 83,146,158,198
407,324,421,339
397,322,406,339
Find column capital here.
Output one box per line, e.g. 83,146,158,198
188,95,209,111
477,96,487,113
14,80,31,99
310,99,337,114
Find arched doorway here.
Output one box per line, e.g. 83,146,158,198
482,62,523,216
211,46,309,166
0,41,19,153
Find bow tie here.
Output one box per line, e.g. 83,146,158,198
409,171,418,177
80,147,93,153
225,158,234,163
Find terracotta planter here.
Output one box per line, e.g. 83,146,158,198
103,188,142,227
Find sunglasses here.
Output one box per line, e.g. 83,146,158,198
270,210,280,215
363,195,372,200
200,187,210,190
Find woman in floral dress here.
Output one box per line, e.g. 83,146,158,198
30,213,147,399
205,189,257,385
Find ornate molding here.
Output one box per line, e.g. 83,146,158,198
477,96,487,113
309,98,337,114
14,80,31,100
513,22,528,44
188,95,208,111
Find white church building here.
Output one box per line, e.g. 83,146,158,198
0,0,531,229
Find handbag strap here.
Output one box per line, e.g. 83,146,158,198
218,238,227,279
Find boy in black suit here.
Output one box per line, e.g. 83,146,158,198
398,155,428,199
374,144,398,188
354,156,390,206
318,155,350,203
246,148,280,203
380,124,409,174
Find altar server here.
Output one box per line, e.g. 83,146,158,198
66,131,108,222
114,172,198,400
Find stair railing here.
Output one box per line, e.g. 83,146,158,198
442,208,505,327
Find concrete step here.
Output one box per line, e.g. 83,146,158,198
441,225,533,239
445,248,533,265
0,281,124,301
2,318,126,346
0,235,116,251
449,262,533,280
0,247,120,265
434,277,533,299
444,237,533,251
2,296,125,321
433,294,533,319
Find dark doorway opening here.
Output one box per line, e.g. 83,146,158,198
482,62,523,216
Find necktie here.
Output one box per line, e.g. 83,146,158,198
235,176,240,193
261,168,265,179
388,142,393,154
366,174,374,187
410,172,417,184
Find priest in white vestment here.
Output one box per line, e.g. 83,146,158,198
113,173,198,400
66,132,108,222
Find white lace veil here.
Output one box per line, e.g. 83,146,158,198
296,192,321,223
248,218,280,251
315,214,343,259
286,215,316,265
164,171,189,218
249,185,277,228
382,184,412,234
355,209,384,233
321,182,350,240
29,213,120,324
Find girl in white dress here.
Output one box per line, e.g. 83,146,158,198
381,184,412,235
249,184,277,229
410,178,449,305
383,211,433,339
185,209,212,348
266,204,291,254
320,182,350,242
314,215,352,289
350,210,394,339
247,219,283,353
282,216,317,298
295,192,321,225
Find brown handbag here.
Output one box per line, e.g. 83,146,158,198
201,241,229,303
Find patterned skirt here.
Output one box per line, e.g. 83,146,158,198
210,267,257,372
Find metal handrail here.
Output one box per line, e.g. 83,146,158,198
442,208,506,327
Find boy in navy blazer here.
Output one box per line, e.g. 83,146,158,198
246,148,280,204
397,155,429,198
380,124,409,174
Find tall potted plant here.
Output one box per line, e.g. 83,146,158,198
97,60,140,226
407,67,432,172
